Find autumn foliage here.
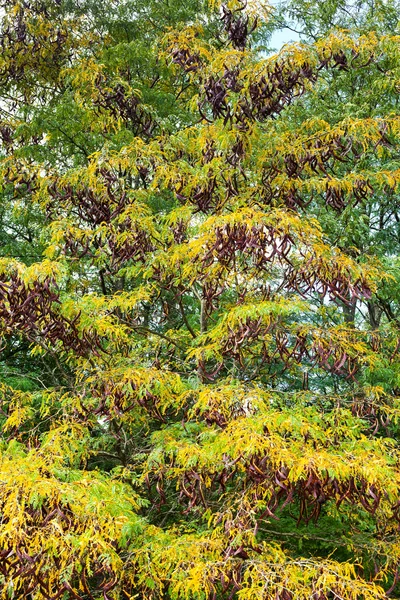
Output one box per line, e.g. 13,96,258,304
0,0,400,598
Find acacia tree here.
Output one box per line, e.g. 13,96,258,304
1,0,400,598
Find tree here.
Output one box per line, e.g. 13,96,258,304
0,0,400,598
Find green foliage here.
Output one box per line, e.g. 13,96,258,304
0,0,400,598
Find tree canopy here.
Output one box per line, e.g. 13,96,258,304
0,0,400,598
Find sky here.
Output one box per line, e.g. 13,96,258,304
249,0,302,52
269,26,300,50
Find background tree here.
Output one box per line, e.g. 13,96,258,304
0,0,400,598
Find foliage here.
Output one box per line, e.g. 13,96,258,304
0,0,400,598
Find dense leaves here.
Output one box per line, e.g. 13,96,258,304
1,0,400,598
